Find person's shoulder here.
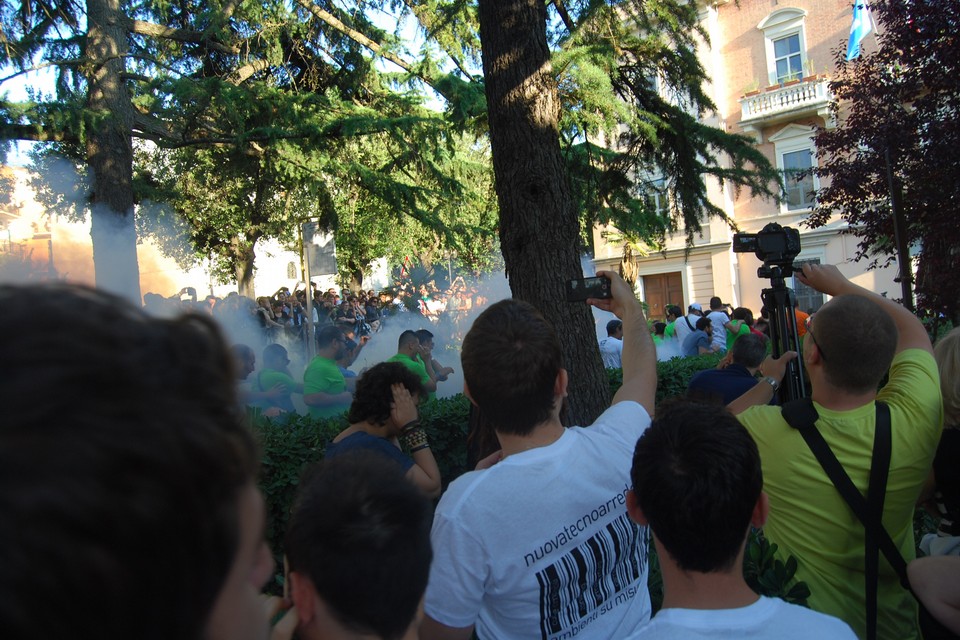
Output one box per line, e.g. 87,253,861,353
761,597,858,638
737,404,784,430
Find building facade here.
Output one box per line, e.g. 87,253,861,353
592,0,899,320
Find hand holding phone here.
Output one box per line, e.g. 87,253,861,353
566,276,612,302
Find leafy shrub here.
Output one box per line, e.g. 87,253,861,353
606,353,723,403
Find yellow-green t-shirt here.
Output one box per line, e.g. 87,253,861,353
738,349,943,640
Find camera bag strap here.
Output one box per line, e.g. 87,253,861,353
781,398,899,640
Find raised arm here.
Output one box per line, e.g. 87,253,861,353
797,263,932,355
588,270,656,416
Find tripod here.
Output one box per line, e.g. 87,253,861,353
759,264,808,402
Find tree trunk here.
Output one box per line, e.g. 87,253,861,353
478,0,610,426
233,236,257,299
85,0,142,303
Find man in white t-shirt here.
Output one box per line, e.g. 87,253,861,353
625,400,856,640
673,302,702,344
706,296,731,353
599,318,624,368
420,271,657,640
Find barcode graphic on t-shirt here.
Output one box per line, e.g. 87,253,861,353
535,513,646,639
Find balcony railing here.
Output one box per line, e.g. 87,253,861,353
738,77,832,136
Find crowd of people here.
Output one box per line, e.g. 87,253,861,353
144,277,493,370
2,262,959,640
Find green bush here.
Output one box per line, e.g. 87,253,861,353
606,352,723,403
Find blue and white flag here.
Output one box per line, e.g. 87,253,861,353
846,1,873,60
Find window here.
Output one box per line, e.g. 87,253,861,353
773,35,803,83
770,124,818,213
637,177,667,215
782,149,815,210
792,258,824,312
758,9,808,86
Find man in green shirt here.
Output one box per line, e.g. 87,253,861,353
304,326,353,419
254,344,302,414
387,330,438,400
733,264,942,639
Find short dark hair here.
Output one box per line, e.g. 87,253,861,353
653,322,666,336
710,296,724,310
346,362,425,425
263,342,288,366
286,452,432,640
414,328,434,345
461,300,562,435
606,319,623,336
695,316,711,331
0,284,257,638
667,305,683,320
730,333,766,368
317,325,343,348
813,295,897,393
631,400,762,573
731,306,754,325
397,329,419,351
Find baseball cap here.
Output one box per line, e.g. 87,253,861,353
689,303,702,312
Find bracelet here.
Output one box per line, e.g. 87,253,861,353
410,443,431,453
399,426,429,451
400,419,421,435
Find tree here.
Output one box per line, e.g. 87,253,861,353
1,0,494,300
811,0,960,325
476,0,782,424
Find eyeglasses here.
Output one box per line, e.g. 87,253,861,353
807,329,828,362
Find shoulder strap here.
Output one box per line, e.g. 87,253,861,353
685,315,695,331
782,400,904,640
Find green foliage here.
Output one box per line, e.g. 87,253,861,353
744,529,811,606
811,0,960,323
251,394,471,592
606,352,724,403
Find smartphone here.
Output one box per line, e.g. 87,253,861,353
566,276,612,302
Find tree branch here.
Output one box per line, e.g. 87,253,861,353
0,60,80,86
293,0,414,74
0,124,78,144
550,0,577,33
227,58,272,85
125,18,241,55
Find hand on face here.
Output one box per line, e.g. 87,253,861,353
390,383,419,428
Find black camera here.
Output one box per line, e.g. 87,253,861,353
732,223,801,268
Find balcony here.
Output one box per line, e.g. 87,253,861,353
738,77,833,140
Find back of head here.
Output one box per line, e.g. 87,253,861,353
317,325,343,349
812,295,897,394
286,452,432,640
0,284,257,640
631,400,762,573
397,329,419,352
730,333,766,369
710,296,723,311
935,327,960,425
263,342,288,367
606,319,623,336
347,362,425,425
461,299,562,435
695,316,711,331
731,307,754,325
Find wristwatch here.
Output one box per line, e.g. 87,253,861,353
761,376,780,393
